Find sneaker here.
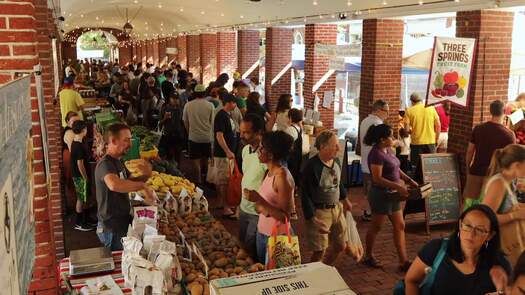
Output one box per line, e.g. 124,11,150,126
361,210,372,222
74,223,95,232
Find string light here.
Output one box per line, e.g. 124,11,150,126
419,0,423,4
312,0,318,5
347,0,352,6
382,0,388,5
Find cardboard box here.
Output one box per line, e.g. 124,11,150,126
209,262,356,295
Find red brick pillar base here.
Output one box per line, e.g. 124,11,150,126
217,31,237,76
449,10,514,177
200,33,217,85
264,27,293,112
238,30,259,81
359,19,404,129
304,24,337,129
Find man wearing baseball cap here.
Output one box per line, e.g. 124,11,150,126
59,77,85,127
182,84,215,184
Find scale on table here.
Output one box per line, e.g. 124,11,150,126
69,247,115,276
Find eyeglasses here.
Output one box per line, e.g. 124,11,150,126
460,221,490,236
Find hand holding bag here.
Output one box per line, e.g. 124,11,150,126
266,218,301,270
226,160,243,207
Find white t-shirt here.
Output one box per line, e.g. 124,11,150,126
359,114,383,174
284,124,300,141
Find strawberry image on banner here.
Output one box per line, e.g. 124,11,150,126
426,36,477,108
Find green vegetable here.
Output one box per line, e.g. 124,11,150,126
433,72,444,89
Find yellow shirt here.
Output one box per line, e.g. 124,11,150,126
59,89,85,127
405,103,439,145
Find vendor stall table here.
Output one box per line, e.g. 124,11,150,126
58,251,131,294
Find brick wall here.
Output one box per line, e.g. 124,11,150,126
200,33,217,85
359,19,404,130
303,24,337,128
0,0,61,294
61,41,76,62
187,35,201,82
449,10,514,178
176,35,187,69
264,27,293,112
217,31,237,76
238,30,259,81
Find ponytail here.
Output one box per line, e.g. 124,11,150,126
487,149,503,176
488,144,525,177
364,124,392,146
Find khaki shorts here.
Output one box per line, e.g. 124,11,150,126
463,174,486,200
305,203,348,252
212,157,231,185
437,132,448,150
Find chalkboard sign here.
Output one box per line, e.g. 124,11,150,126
421,153,462,233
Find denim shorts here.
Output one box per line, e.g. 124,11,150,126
256,231,269,265
96,222,126,251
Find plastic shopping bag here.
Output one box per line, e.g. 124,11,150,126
266,218,301,269
226,160,243,207
345,212,364,262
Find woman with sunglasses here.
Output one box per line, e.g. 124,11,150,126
244,131,295,263
404,205,511,295
363,124,416,271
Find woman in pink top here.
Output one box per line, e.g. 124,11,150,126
245,131,295,263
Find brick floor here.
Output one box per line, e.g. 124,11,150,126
64,155,454,294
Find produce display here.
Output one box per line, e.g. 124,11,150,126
157,210,265,295
147,171,196,196
430,70,467,99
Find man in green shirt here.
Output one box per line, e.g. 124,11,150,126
239,114,266,261
236,82,250,117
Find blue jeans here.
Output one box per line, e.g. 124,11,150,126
256,231,269,265
96,222,125,251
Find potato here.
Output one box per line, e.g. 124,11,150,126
190,283,203,295
219,271,229,278
209,275,219,281
239,270,248,275
209,268,221,276
225,268,235,274
235,259,248,267
214,257,229,267
234,266,244,274
186,273,197,283
248,265,259,273
203,284,210,295
195,277,208,285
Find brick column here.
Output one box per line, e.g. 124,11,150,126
238,30,259,81
159,38,167,66
264,27,293,112
187,34,201,82
61,41,76,62
359,19,404,129
0,0,61,293
118,46,131,65
176,35,187,68
141,41,147,65
304,24,337,129
152,38,160,66
217,31,237,76
449,10,514,177
167,37,177,64
200,33,217,85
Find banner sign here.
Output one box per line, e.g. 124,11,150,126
166,47,177,54
328,57,346,71
426,37,476,107
314,44,361,58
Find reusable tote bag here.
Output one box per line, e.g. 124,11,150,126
226,160,243,207
393,238,449,295
266,218,301,270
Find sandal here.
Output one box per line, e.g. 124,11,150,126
362,256,383,269
398,261,412,273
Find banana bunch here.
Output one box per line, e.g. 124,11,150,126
146,171,196,195
125,159,146,178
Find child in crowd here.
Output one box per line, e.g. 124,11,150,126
70,120,95,231
397,128,411,174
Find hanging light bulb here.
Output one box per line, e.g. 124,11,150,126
347,0,352,6
418,0,423,4
382,0,388,5
313,0,318,5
